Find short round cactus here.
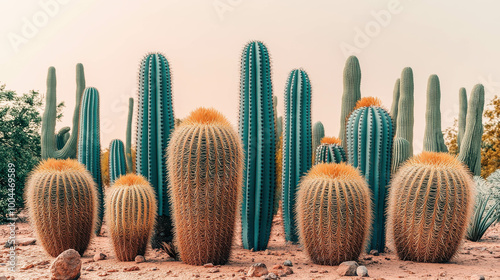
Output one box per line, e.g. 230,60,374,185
25,159,97,257
168,107,243,265
314,137,347,165
388,152,474,262
297,163,372,265
105,174,157,261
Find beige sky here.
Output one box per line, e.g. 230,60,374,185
1,0,499,152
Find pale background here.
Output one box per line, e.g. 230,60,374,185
1,0,499,152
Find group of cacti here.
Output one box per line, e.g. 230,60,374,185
27,41,483,267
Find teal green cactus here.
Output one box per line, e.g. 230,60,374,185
56,127,70,150
109,139,126,184
282,69,312,243
314,137,346,165
346,97,393,252
136,52,175,249
239,41,276,251
423,75,448,153
339,56,361,148
457,88,468,149
42,64,85,159
312,121,325,163
277,116,283,138
126,98,134,173
394,67,414,155
390,78,400,130
77,87,103,235
391,137,411,174
458,84,485,176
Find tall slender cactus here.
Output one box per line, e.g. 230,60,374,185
457,88,468,149
390,78,400,131
126,98,134,173
395,67,414,155
339,56,361,148
423,75,448,153
312,121,325,163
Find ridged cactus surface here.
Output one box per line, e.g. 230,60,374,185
389,152,474,262
423,75,448,153
78,87,103,234
25,159,97,257
136,52,175,248
106,174,156,261
314,137,346,165
169,108,243,265
395,67,414,155
339,56,361,147
458,84,484,175
457,88,467,149
346,97,393,252
297,163,372,265
391,137,411,174
312,121,325,163
126,98,134,173
390,78,400,130
41,64,85,159
239,41,276,251
282,69,312,243
109,139,126,184
56,127,70,150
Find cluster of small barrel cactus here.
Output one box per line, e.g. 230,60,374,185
27,40,483,267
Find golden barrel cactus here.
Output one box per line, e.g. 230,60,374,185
168,107,243,265
105,174,157,261
297,163,372,265
388,152,474,262
25,159,97,257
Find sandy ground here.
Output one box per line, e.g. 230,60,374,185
1,210,499,280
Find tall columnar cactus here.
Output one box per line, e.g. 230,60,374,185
106,174,156,261
458,84,485,176
457,87,468,149
388,152,474,262
391,137,411,174
136,52,175,248
56,127,70,149
314,137,346,165
239,41,276,251
394,67,414,155
390,78,400,130
277,116,283,138
297,163,372,265
346,97,393,252
25,159,97,257
312,121,325,163
78,87,103,234
109,139,126,184
41,64,85,159
339,56,361,148
423,75,448,153
282,69,312,243
126,98,134,173
169,108,243,265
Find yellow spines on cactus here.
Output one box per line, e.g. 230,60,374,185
25,159,97,257
297,163,372,265
320,136,342,145
105,174,157,261
388,152,474,263
168,107,243,265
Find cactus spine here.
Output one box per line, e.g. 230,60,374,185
282,69,312,243
423,75,448,153
109,139,126,184
297,163,372,265
106,174,156,261
312,121,325,163
126,98,134,173
239,41,276,251
390,78,400,130
346,97,393,252
339,56,361,148
136,52,175,248
394,67,414,155
25,159,97,257
78,87,103,234
56,127,70,149
457,88,468,149
458,84,485,176
41,64,85,159
314,137,346,165
389,152,474,262
391,137,411,174
169,108,243,265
